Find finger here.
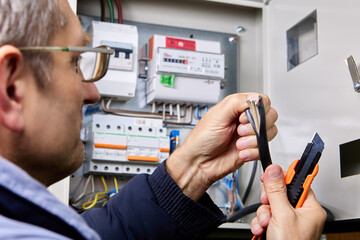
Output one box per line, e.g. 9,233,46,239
239,111,249,124
239,95,273,122
239,148,260,162
238,109,278,138
237,124,277,149
265,107,278,130
301,188,322,209
260,94,272,112
256,205,271,228
237,122,256,137
260,169,287,204
261,169,287,183
207,93,261,126
260,187,269,205
266,125,278,142
236,135,257,150
262,165,293,215
251,217,265,236
301,189,327,223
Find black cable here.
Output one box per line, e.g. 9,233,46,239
241,160,258,204
323,206,335,222
114,0,119,22
227,202,261,222
257,96,272,170
100,0,105,21
245,96,272,172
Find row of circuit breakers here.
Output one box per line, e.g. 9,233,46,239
83,21,225,175
83,114,169,175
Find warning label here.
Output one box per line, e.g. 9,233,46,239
166,37,196,51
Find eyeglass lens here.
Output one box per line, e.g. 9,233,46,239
80,50,110,82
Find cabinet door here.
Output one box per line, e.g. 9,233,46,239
265,0,360,220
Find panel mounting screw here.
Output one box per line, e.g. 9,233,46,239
236,26,245,33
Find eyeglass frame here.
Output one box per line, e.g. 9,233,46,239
18,45,115,82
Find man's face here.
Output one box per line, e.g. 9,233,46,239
22,0,100,185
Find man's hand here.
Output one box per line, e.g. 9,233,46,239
165,93,278,201
251,165,327,240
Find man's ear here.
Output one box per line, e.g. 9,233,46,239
0,45,26,133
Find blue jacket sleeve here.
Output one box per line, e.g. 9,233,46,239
81,161,226,240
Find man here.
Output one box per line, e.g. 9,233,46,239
0,0,315,239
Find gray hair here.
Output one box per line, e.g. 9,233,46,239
0,0,68,85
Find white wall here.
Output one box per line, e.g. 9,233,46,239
265,0,360,220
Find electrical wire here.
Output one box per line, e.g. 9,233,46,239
169,104,173,115
82,176,108,210
102,98,187,119
100,0,105,21
176,104,181,122
91,174,95,192
114,176,118,194
107,0,114,23
196,105,208,120
83,195,108,209
227,203,262,222
162,103,166,121
152,102,156,113
241,160,258,204
163,105,193,125
114,0,123,24
72,175,93,203
233,171,244,210
245,96,272,171
196,105,200,119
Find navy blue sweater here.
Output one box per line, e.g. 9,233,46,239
82,162,226,239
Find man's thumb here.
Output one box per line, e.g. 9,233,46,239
263,165,292,214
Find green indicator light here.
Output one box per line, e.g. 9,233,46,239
160,74,175,87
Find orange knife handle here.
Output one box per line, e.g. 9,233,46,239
295,164,319,208
284,159,300,185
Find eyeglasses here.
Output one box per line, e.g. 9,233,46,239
18,45,115,82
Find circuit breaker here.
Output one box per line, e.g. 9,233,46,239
145,35,225,105
90,21,138,100
83,114,170,175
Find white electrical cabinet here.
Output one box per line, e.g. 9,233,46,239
90,21,138,100
69,0,360,229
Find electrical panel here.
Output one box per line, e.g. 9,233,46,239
90,21,138,100
83,114,170,175
145,35,225,105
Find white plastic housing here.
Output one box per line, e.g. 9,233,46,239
90,21,138,100
145,34,224,105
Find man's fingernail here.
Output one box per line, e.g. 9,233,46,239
268,166,282,179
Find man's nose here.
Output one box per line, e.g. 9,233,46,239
83,82,100,105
